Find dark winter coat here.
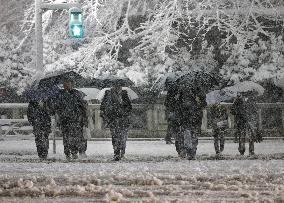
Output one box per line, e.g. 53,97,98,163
231,94,263,142
209,104,228,129
55,89,88,127
231,95,258,129
100,89,132,128
177,87,207,128
27,101,51,133
164,86,180,124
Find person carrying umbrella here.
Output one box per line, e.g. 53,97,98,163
231,90,262,156
224,81,264,156
164,83,181,146
206,85,231,156
174,70,216,160
150,72,184,145
54,77,88,160
176,84,207,160
25,83,60,160
209,103,228,156
27,99,51,159
100,81,132,161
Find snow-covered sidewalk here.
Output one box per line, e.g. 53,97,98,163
1,139,283,157
0,139,283,202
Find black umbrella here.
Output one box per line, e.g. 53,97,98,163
177,70,222,93
151,72,185,93
38,71,87,88
88,76,134,88
24,83,60,102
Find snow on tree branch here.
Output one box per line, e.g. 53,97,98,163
5,0,283,91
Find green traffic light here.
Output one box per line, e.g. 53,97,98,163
69,7,84,38
70,24,83,38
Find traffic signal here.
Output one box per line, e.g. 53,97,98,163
69,7,84,38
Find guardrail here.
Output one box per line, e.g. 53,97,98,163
1,103,284,138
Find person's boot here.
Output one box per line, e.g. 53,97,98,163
72,154,78,160
39,154,47,160
66,154,71,161
113,149,121,161
187,149,196,160
189,153,197,160
220,140,225,153
249,151,255,156
120,149,125,159
179,150,186,159
40,153,48,160
79,152,87,159
215,150,220,156
188,155,196,160
249,141,255,156
113,155,120,161
165,137,174,144
238,142,245,156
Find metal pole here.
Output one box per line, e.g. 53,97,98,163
35,0,43,73
53,132,56,154
41,3,81,10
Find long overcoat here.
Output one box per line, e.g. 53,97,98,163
100,89,132,128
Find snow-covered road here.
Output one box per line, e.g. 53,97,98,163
0,139,283,202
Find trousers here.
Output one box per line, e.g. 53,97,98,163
110,125,128,158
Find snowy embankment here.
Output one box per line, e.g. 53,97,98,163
0,140,283,202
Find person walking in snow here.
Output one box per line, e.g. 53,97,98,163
176,85,207,160
55,77,88,160
164,84,180,145
27,99,51,159
231,91,262,156
209,104,228,156
100,82,132,161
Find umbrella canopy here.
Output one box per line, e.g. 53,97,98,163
274,76,284,90
176,70,222,93
24,84,60,102
223,81,265,96
76,88,100,101
151,72,185,92
206,90,236,105
88,76,134,88
96,87,139,101
38,71,87,88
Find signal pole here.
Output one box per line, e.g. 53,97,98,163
34,0,81,73
35,0,43,73
34,0,81,154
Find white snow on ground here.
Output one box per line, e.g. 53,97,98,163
0,139,283,202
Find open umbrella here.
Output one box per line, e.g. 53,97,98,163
96,87,138,101
206,90,237,105
206,81,264,105
176,70,222,93
222,81,265,96
274,76,284,90
88,76,134,88
76,88,100,101
24,84,60,102
38,71,87,88
151,72,185,92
